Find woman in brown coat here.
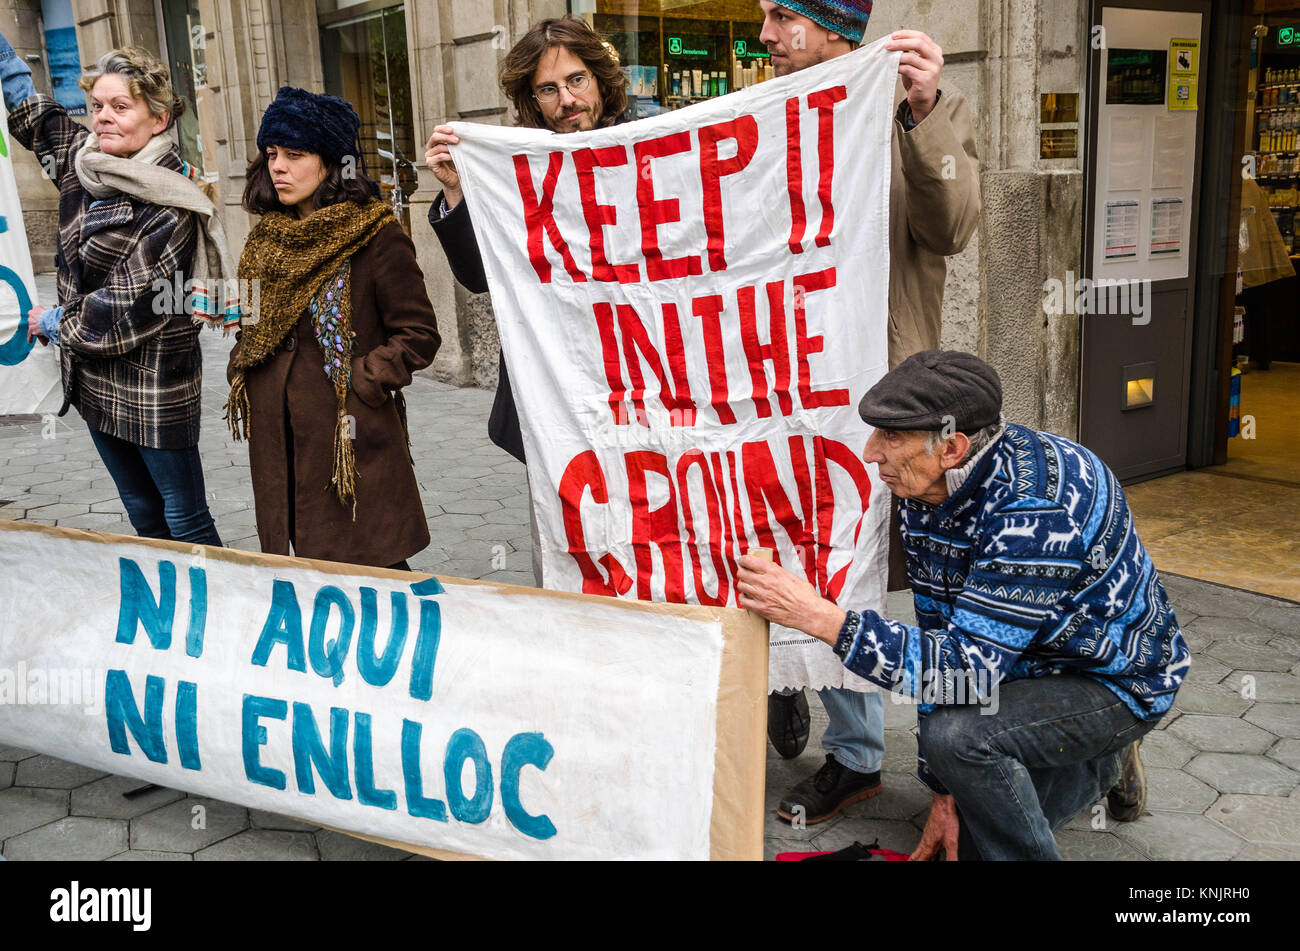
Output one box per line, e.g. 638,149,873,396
226,87,440,569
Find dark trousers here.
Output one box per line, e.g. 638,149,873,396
918,675,1156,860
88,427,223,547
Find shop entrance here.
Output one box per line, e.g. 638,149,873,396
1222,4,1300,488
1084,0,1300,600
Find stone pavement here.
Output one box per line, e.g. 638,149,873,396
1,275,1298,860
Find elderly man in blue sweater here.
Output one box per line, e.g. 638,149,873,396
738,351,1189,860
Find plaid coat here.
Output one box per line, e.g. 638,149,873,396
9,94,203,449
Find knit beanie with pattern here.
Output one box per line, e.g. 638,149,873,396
774,0,873,43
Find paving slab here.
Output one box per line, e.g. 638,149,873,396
13,754,108,789
106,849,193,861
71,775,186,820
1055,829,1148,861
1171,682,1252,717
0,762,12,790
130,796,249,853
315,829,413,860
1268,738,1300,772
1139,730,1197,769
807,815,921,855
1110,810,1246,861
1230,670,1300,704
195,829,319,861
248,809,320,833
1206,794,1300,845
1185,752,1300,796
1169,714,1277,754
1206,640,1297,673
0,787,70,840
1243,702,1300,738
1252,604,1300,636
3,816,128,861
1144,766,1220,813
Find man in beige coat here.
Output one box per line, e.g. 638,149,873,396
758,0,982,826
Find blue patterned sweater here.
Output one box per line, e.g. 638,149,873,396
835,424,1189,793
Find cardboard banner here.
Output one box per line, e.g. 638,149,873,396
450,41,898,692
0,99,61,415
0,521,769,860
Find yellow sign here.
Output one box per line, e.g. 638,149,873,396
1168,37,1198,111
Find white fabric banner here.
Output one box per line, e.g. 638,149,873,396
451,42,898,691
0,100,61,415
0,523,732,860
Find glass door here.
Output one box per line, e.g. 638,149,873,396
320,4,418,229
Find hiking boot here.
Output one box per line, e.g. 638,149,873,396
767,690,811,759
778,754,881,825
1106,739,1147,822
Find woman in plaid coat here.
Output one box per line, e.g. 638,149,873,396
2,38,223,545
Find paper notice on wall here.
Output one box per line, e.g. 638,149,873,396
1107,115,1147,191
1104,199,1142,260
1149,197,1184,257
1168,38,1198,111
1151,115,1189,189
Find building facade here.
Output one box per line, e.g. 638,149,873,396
5,0,1284,488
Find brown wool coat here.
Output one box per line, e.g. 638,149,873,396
228,221,440,567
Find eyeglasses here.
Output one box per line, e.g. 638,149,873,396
533,72,592,103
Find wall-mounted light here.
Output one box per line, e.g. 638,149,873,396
1122,362,1156,410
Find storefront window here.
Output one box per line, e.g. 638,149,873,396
590,0,772,119
319,3,418,228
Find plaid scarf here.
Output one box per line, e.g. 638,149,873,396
225,198,397,514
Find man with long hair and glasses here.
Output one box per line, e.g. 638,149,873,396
424,17,627,473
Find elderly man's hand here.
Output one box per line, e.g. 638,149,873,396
736,554,846,644
911,793,960,861
885,30,943,123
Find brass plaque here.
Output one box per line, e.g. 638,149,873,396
1041,128,1079,159
1040,92,1079,124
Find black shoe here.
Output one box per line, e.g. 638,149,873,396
778,754,881,825
1106,739,1147,822
767,691,811,759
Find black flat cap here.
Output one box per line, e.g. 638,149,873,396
858,350,1002,432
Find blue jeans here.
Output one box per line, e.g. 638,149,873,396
919,675,1155,860
813,686,885,773
88,428,223,547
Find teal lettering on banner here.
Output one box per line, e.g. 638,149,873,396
105,670,167,763
401,718,448,822
251,579,306,672
308,586,355,687
291,702,352,799
501,732,557,840
0,265,34,366
116,558,176,650
241,693,288,790
354,711,397,810
444,728,493,824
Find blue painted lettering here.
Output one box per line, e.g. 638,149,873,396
501,732,556,840
241,694,288,790
251,580,306,672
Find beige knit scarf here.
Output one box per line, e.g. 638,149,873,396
74,129,240,329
